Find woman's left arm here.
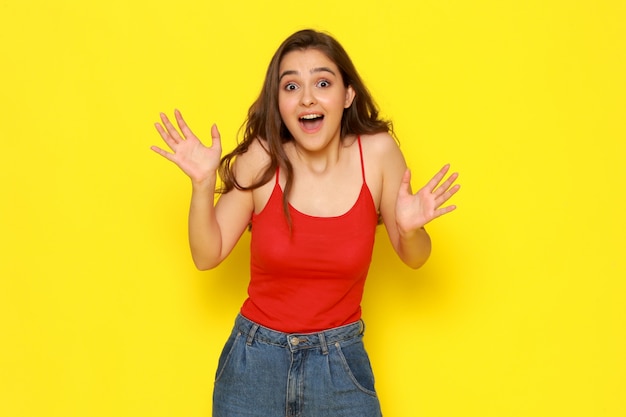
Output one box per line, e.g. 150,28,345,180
378,136,460,269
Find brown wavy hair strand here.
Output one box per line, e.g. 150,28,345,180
218,29,393,225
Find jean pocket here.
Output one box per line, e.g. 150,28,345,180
333,339,378,397
214,331,242,383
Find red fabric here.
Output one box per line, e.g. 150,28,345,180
241,137,379,333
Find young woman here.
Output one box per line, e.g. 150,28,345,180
152,29,459,417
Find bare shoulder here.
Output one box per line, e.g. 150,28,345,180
359,132,406,171
358,132,407,208
230,137,272,186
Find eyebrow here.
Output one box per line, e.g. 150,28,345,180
279,67,337,81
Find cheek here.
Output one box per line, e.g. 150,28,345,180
321,94,347,113
278,94,294,118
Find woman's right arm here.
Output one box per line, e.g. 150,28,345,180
187,176,253,270
151,110,254,270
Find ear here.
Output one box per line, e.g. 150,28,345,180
344,85,356,109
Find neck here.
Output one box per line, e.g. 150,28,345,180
290,139,344,175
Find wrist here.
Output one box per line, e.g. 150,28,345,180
396,227,431,269
398,225,427,240
190,173,217,193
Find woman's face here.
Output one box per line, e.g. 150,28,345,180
277,48,355,153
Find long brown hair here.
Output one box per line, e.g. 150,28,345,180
218,29,393,221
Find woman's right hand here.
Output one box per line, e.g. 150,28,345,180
151,109,222,187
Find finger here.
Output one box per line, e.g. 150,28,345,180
424,164,451,192
434,204,457,218
433,171,459,198
160,112,183,143
150,145,176,162
210,123,222,150
154,123,178,151
398,169,413,197
174,109,197,140
436,183,461,206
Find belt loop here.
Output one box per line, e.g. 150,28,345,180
319,331,329,355
246,324,259,346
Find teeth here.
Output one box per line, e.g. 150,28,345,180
300,114,322,120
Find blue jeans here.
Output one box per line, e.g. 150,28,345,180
213,314,382,417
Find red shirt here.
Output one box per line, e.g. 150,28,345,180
240,137,378,332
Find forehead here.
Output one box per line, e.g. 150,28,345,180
279,48,339,74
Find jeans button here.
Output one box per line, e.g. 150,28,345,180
290,337,300,346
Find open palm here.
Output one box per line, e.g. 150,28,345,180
396,164,460,233
151,110,222,185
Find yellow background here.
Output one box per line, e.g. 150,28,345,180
1,0,624,416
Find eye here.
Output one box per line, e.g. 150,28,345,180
284,82,298,91
317,80,331,88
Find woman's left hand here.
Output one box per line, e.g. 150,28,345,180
395,164,460,234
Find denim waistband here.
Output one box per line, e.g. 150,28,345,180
235,314,364,353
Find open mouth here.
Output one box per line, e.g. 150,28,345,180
299,114,324,131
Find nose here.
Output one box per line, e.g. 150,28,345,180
300,85,316,106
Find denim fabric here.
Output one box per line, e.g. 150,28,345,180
213,314,382,417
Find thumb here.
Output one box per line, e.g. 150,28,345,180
211,124,222,148
399,168,413,196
